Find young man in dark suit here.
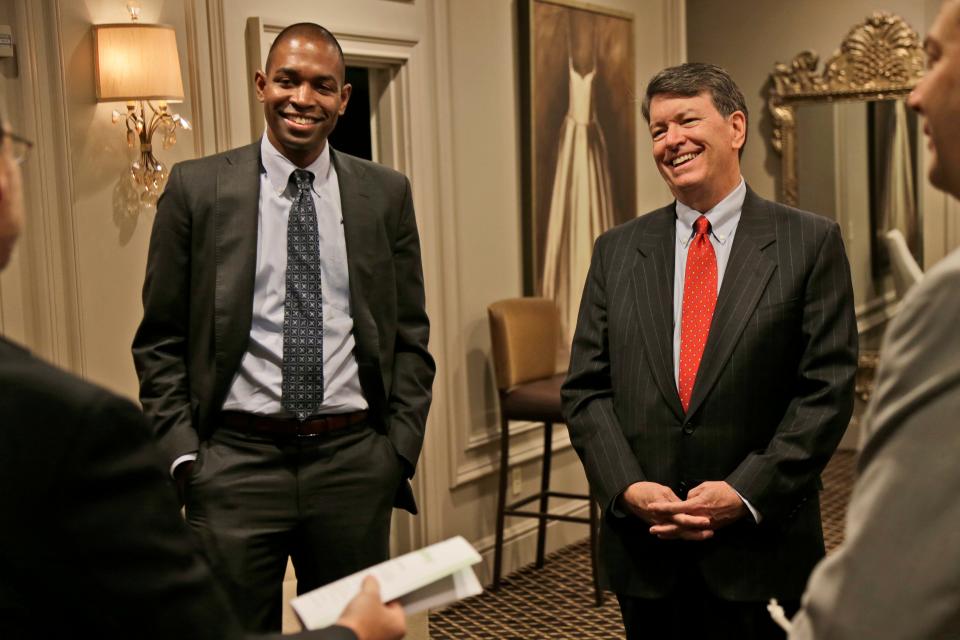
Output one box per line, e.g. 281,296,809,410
562,63,858,638
0,120,404,639
132,23,435,632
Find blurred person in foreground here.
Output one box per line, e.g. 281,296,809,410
790,2,960,637
0,117,404,640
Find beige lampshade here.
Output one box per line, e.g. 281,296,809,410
93,23,184,102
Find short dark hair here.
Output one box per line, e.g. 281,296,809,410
641,62,748,154
265,22,345,79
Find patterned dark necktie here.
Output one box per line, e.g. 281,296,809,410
678,215,717,413
281,169,324,420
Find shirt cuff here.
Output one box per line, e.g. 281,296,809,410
170,453,198,478
733,488,762,523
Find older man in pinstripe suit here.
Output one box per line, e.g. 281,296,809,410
562,63,857,639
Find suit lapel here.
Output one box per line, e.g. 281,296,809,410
631,206,684,421
213,143,261,403
685,188,777,418
332,149,380,369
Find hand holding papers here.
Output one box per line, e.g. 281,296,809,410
335,576,406,640
292,536,484,631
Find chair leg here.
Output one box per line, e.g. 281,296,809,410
535,421,553,569
492,413,510,590
589,498,603,607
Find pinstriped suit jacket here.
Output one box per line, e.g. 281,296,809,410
562,187,857,601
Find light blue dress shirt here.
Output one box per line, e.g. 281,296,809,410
671,178,760,522
222,135,368,416
172,137,370,474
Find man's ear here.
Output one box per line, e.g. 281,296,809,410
729,110,747,151
254,70,267,103
338,83,353,116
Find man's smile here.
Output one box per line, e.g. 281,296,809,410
280,112,321,129
669,151,701,168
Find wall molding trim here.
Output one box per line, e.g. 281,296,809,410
453,425,574,488
330,30,419,52
203,0,232,152
182,0,207,158
465,418,557,451
424,0,480,495
11,0,85,373
663,0,687,66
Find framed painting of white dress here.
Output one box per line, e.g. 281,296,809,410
519,0,636,340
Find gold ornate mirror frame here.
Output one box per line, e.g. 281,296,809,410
767,12,926,205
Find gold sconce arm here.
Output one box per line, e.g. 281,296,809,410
111,100,192,202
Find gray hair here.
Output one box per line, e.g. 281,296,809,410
641,62,748,154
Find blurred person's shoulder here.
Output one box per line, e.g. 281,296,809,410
0,336,145,434
898,247,960,317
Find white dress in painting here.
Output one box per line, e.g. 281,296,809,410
541,60,615,341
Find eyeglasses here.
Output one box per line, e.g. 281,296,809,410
0,128,34,166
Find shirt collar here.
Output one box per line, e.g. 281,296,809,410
676,178,746,248
259,135,332,197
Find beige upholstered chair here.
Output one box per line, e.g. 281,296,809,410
885,229,923,300
487,297,601,606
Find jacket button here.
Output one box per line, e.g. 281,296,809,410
683,426,694,435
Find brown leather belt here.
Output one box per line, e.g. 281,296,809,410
219,410,368,437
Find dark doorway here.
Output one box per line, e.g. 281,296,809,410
329,66,373,160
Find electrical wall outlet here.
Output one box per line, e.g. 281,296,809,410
511,467,522,496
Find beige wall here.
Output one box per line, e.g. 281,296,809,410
686,0,960,272
686,0,931,199
2,0,684,586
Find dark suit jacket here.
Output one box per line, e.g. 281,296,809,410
132,143,435,512
562,188,857,601
0,337,355,639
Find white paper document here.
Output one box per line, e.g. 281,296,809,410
291,536,484,630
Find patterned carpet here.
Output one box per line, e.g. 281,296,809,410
429,450,857,638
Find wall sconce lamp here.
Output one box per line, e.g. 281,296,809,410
93,8,191,202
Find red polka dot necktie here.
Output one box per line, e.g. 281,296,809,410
678,215,717,413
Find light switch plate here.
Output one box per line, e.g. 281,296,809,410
0,26,13,58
